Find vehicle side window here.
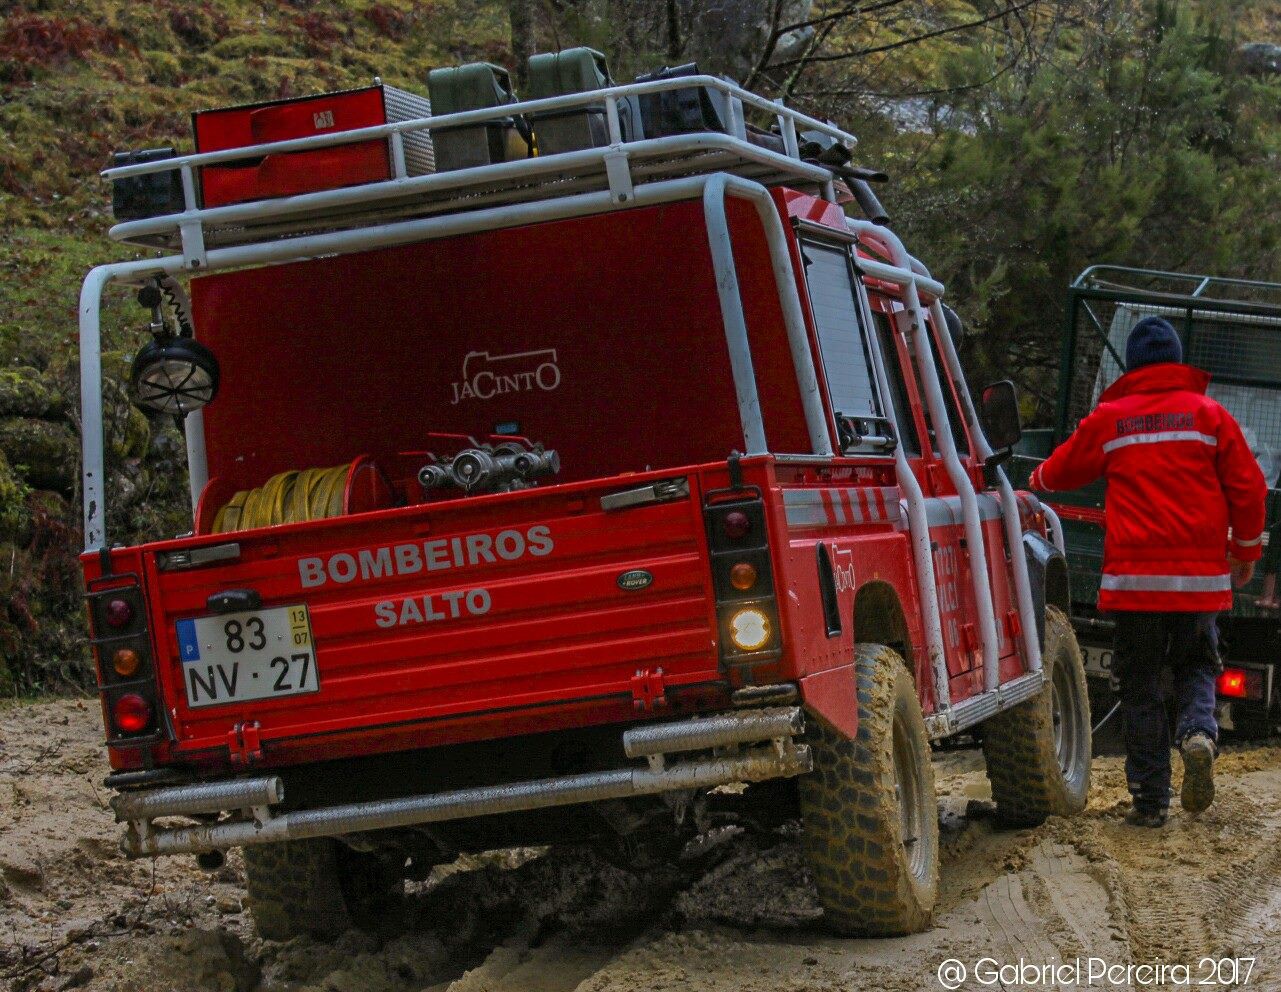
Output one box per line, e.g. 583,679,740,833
869,310,921,455
928,327,971,456
800,239,886,450
899,310,970,458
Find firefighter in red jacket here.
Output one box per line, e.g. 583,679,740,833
1031,316,1266,827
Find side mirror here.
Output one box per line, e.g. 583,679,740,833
131,337,220,416
979,380,1022,456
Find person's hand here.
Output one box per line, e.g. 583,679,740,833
1230,558,1255,588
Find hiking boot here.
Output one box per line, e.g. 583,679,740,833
1180,732,1216,814
1124,807,1168,828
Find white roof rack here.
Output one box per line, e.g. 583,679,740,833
102,75,854,266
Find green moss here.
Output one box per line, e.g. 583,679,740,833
0,417,79,492
142,49,187,87
0,368,64,419
0,451,31,542
208,33,298,61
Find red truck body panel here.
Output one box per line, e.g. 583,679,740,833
85,188,1040,776
190,199,809,493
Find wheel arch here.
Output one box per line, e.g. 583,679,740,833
798,578,919,744
852,579,915,677
1023,532,1069,649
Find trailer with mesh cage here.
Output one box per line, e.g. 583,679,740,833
1013,265,1281,736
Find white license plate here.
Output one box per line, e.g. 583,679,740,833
1082,644,1114,678
177,605,319,708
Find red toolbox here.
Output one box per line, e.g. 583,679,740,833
192,82,435,208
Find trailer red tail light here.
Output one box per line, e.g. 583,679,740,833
104,598,134,628
1217,667,1264,701
723,511,752,539
113,694,153,734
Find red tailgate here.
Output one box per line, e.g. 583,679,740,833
141,475,720,763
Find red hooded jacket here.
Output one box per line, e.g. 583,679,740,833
1030,363,1266,612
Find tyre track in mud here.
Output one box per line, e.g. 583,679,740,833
5,700,1281,992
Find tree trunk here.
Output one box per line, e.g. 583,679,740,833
509,0,534,87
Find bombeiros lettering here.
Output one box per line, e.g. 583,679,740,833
1114,411,1195,435
298,525,553,588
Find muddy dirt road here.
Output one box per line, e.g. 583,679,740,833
2,699,1280,992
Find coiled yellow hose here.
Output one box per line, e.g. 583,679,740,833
212,463,351,533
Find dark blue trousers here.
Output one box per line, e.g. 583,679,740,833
1113,611,1220,813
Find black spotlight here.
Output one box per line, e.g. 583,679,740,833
130,337,220,415
129,282,220,416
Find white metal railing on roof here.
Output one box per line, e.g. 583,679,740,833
102,75,858,265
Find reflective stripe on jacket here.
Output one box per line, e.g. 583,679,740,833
1029,363,1267,612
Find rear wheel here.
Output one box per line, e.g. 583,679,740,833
980,605,1092,826
243,838,405,940
798,644,939,936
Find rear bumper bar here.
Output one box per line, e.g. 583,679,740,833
115,707,811,858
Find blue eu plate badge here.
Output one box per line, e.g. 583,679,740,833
176,618,201,662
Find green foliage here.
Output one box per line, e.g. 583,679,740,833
875,1,1281,410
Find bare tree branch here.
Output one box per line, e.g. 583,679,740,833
775,0,915,37
769,0,1044,70
745,0,788,90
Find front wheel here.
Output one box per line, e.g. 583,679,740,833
980,605,1092,826
798,643,939,937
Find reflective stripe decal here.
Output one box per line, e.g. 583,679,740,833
783,487,902,528
782,489,828,527
1101,431,1217,453
923,494,1003,529
1233,533,1264,547
1100,573,1231,593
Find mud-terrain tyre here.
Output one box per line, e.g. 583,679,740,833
798,644,939,937
980,605,1091,827
243,839,405,940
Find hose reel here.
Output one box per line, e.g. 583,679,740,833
212,463,352,533
209,440,560,534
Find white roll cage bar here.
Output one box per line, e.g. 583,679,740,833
78,75,1042,725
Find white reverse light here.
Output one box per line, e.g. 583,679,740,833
729,608,771,651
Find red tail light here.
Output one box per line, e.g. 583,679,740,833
1217,667,1264,701
104,598,134,628
1218,670,1246,698
723,511,751,539
113,693,153,734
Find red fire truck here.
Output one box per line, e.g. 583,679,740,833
81,57,1090,940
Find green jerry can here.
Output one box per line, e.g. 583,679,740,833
526,47,635,154
426,62,532,172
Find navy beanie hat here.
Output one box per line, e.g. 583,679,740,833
1125,316,1183,371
